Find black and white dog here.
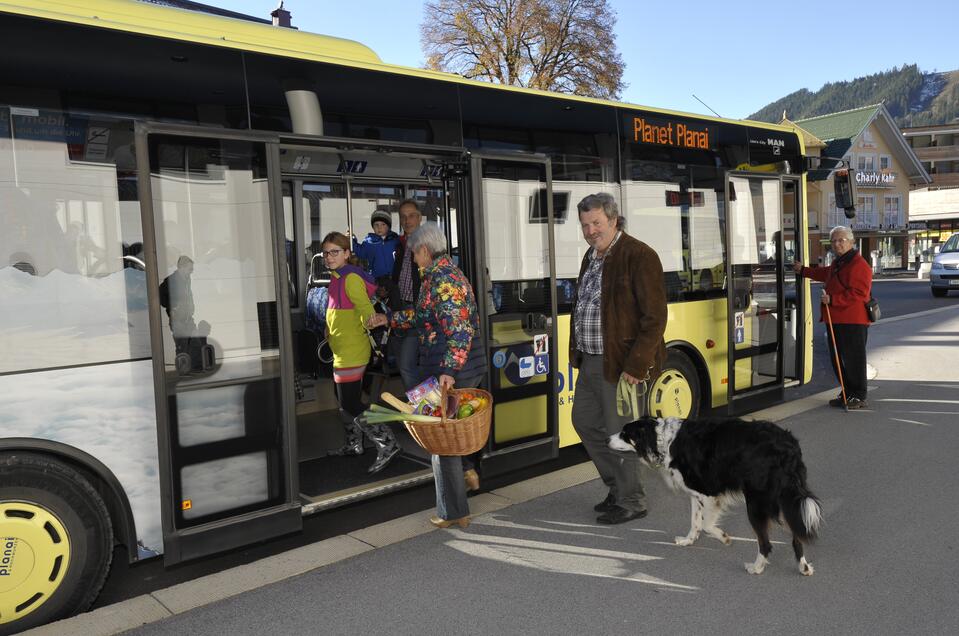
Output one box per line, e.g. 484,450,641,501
608,416,822,576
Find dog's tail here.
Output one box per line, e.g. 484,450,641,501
779,461,822,541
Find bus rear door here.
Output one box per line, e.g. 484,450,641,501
136,124,301,564
470,155,560,474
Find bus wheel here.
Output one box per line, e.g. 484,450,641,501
647,350,700,419
0,453,113,635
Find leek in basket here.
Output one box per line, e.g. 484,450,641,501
358,403,442,425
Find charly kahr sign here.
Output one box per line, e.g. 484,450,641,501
855,171,896,188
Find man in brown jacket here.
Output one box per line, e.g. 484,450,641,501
570,193,667,524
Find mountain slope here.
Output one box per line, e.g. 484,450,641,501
748,65,959,127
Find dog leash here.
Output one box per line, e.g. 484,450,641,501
616,375,648,418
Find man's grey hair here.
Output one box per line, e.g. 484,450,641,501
830,225,854,241
577,192,619,222
408,222,447,257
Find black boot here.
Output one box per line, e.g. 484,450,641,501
366,424,400,474
333,414,364,456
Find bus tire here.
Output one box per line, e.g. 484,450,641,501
646,349,701,419
0,452,113,635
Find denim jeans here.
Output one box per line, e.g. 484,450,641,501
432,374,483,520
388,328,421,391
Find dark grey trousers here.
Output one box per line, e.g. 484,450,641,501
571,353,647,513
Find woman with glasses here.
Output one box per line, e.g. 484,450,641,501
322,232,400,473
793,225,873,409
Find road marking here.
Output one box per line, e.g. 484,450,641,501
901,410,959,415
890,418,931,427
879,398,959,404
871,304,959,326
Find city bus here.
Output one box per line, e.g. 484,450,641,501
0,1,813,631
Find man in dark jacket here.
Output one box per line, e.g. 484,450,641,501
389,199,424,389
570,193,667,524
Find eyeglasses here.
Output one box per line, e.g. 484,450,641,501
322,248,344,258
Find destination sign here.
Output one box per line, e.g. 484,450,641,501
632,117,710,150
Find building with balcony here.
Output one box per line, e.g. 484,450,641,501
902,123,959,262
783,104,931,268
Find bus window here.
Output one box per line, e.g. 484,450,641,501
304,182,349,278
0,107,150,373
622,163,727,302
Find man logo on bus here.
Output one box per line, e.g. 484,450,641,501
1,538,17,576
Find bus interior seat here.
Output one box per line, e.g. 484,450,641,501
663,271,684,302
308,253,327,289
520,284,546,307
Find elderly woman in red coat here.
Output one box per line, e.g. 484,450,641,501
794,225,873,409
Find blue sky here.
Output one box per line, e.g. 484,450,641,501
202,0,959,119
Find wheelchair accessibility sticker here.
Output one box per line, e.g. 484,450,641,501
534,354,549,375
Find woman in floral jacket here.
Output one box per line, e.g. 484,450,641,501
367,223,487,527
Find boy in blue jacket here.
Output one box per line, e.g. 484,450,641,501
353,210,400,279
353,210,401,305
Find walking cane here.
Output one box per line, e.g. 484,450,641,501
823,301,849,413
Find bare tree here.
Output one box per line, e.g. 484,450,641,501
421,0,625,100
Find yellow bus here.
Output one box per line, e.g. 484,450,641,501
0,1,813,631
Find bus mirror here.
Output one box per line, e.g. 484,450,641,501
833,169,857,218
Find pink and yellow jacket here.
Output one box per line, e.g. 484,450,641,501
326,264,377,369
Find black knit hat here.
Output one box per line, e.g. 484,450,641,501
371,210,392,229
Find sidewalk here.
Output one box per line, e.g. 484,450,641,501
870,268,918,279
26,305,959,636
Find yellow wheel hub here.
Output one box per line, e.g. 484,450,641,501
0,501,70,625
648,368,694,418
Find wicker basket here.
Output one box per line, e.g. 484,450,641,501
404,387,492,456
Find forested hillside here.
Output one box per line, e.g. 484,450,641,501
749,65,959,127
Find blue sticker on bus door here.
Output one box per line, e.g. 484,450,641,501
518,356,535,378
492,349,507,369
534,354,549,375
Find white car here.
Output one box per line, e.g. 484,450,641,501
930,233,959,297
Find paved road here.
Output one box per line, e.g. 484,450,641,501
98,304,959,635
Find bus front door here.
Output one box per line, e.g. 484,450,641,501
137,124,300,564
471,155,560,475
724,174,786,414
